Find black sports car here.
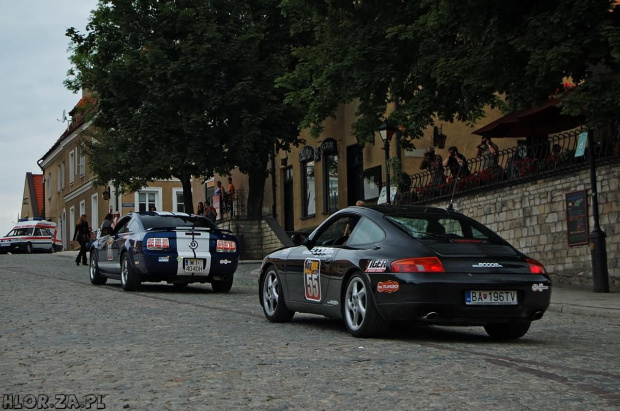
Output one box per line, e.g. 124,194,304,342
259,205,551,339
89,211,239,292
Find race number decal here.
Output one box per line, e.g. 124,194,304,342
304,258,321,302
107,237,114,261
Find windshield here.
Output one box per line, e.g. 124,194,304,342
385,215,502,242
140,214,217,230
7,228,34,237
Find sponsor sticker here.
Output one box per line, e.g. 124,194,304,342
220,259,232,265
310,247,333,257
158,256,169,262
366,259,388,273
532,283,549,292
377,280,399,293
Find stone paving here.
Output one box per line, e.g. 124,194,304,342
1,252,620,410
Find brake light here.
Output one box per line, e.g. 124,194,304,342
527,258,546,274
146,238,170,250
217,240,236,253
391,257,445,273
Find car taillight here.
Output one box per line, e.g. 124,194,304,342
146,238,169,250
527,258,546,274
391,257,445,273
217,240,236,252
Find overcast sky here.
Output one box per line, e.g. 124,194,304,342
0,1,97,236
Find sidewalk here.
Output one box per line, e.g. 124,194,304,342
547,286,620,319
56,251,620,319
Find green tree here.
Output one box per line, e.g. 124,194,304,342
66,0,304,217
279,0,620,144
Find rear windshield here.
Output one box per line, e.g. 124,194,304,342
140,215,217,230
385,215,502,242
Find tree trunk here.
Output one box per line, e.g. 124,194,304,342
181,176,194,215
247,167,267,220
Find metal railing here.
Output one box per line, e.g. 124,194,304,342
217,190,248,220
396,129,620,205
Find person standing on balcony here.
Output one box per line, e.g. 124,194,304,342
443,146,470,178
227,177,236,217
476,136,499,170
215,180,225,216
420,147,446,187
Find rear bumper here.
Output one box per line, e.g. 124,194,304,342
134,254,239,283
370,272,551,325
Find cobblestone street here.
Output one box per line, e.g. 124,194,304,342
2,253,620,410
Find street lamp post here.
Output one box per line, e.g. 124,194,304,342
378,120,397,204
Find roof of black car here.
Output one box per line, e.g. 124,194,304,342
352,204,459,217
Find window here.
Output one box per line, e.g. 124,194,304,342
61,162,65,189
323,152,339,213
79,200,86,217
57,165,61,192
312,214,354,246
301,160,316,217
69,151,75,184
79,146,86,176
69,206,75,238
47,173,52,199
173,188,185,212
138,191,158,212
362,166,382,201
91,194,98,229
346,217,386,246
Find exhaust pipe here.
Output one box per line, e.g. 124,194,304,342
532,311,544,320
420,312,438,321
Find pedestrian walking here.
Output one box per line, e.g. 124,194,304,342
72,214,91,266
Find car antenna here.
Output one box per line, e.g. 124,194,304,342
447,138,470,212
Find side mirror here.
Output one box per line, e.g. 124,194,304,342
291,232,308,246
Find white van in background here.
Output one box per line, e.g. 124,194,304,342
0,218,62,254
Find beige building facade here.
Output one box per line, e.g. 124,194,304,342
36,92,188,250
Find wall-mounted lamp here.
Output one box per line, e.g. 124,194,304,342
102,187,111,201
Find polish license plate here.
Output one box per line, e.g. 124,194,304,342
184,258,205,273
466,290,518,305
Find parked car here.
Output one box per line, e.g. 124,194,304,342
259,205,551,339
0,218,61,254
89,211,239,292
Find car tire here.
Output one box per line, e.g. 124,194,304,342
260,266,294,322
89,251,107,285
49,244,55,253
25,243,33,254
211,275,234,293
343,273,389,338
484,322,531,340
121,253,140,291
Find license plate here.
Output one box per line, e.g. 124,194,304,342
184,258,205,273
466,290,518,305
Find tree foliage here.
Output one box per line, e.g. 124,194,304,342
66,0,304,217
279,0,620,145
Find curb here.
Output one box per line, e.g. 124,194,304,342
547,302,620,319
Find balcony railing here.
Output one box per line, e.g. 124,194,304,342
396,129,620,205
